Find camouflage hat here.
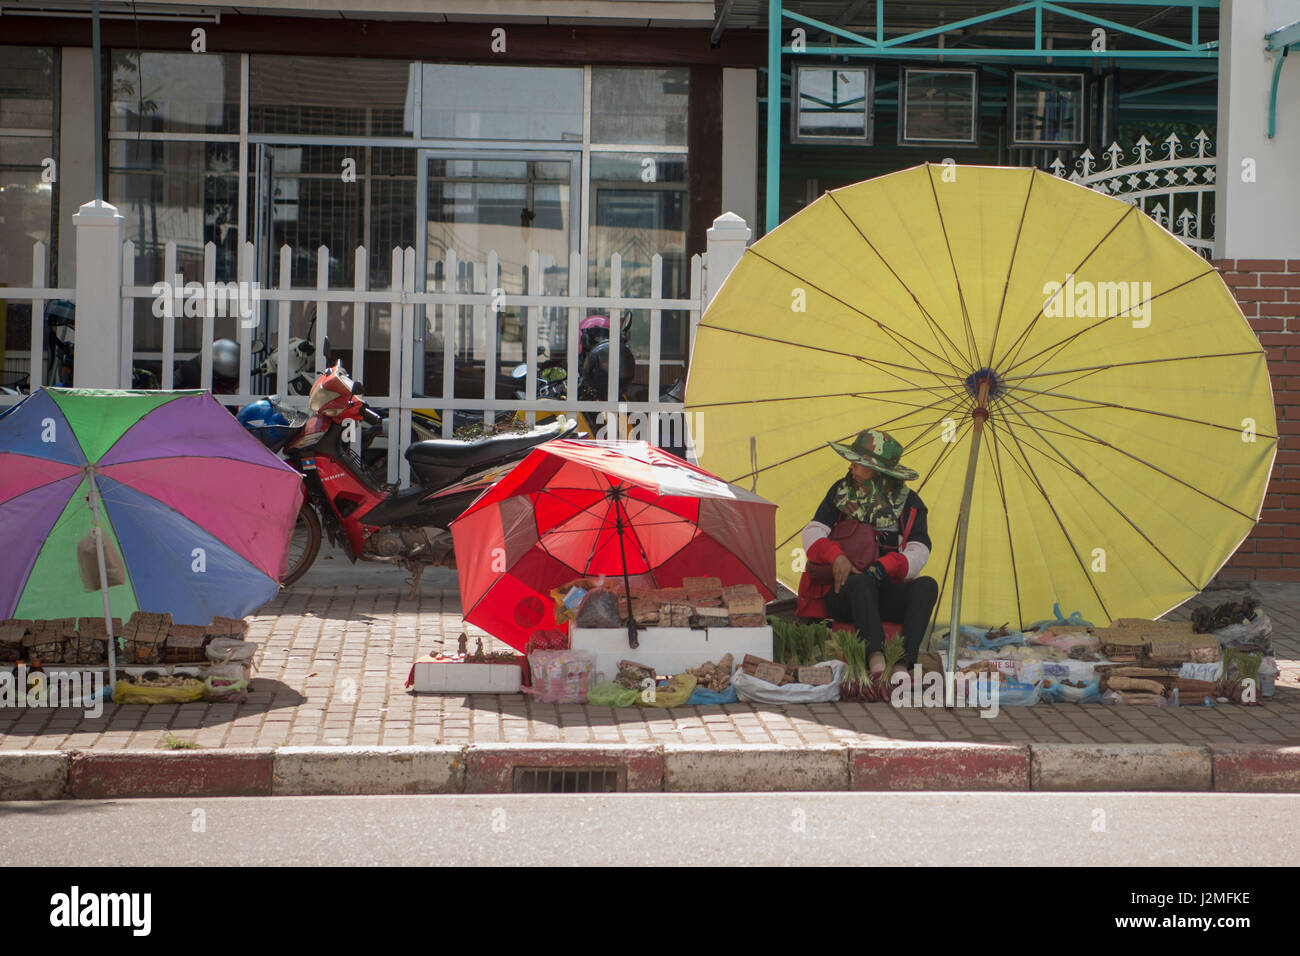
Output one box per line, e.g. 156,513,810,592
827,428,918,481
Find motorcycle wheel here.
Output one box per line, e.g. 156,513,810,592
280,503,321,587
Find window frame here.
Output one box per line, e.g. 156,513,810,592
1008,68,1088,148
897,65,981,148
789,61,875,146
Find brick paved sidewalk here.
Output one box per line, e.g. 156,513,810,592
2,565,1296,753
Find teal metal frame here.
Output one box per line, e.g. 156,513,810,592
765,0,1221,231
1266,19,1300,138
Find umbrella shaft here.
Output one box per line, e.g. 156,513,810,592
945,428,984,706
88,476,118,688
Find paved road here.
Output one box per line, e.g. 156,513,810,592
3,792,1298,866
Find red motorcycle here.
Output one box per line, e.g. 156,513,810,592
275,362,572,590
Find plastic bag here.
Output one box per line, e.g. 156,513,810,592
1029,602,1093,632
203,674,248,703
76,530,126,590
1214,612,1272,654
588,681,639,708
688,684,739,706
1058,677,1101,703
734,659,845,704
206,637,257,663
982,677,1040,706
112,678,205,705
205,660,250,703
575,589,622,628
638,673,697,708
523,649,596,703
960,624,1025,651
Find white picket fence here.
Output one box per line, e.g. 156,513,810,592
1,233,712,488
1049,130,1217,256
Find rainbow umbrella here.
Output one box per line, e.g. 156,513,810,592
0,388,303,630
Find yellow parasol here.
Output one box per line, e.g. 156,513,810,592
686,164,1277,665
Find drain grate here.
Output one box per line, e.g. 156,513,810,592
512,767,623,793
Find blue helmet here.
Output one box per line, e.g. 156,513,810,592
237,398,295,448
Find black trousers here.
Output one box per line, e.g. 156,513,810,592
824,574,939,666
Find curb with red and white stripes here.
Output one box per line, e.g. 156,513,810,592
4,742,1300,799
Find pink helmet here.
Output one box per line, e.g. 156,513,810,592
579,314,610,332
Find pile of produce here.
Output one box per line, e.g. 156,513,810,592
559,577,767,628
685,653,733,693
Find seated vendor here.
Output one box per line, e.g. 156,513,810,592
796,428,939,688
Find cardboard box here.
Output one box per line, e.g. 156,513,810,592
753,661,786,685
797,665,834,686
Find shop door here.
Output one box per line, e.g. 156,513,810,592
416,152,579,404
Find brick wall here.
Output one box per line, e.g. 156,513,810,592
1212,258,1300,583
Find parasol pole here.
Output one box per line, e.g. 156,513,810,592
87,470,118,692
945,378,991,708
610,487,639,650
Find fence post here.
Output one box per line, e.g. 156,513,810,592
704,212,751,311
72,199,124,388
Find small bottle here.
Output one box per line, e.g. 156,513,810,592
1170,688,1180,707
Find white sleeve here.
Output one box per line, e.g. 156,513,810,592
902,540,930,581
801,520,831,553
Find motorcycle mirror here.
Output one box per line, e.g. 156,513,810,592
511,363,528,379
251,338,265,353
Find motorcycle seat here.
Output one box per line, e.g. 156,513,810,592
404,421,565,469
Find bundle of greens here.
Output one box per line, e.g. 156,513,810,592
769,618,835,667
834,629,869,701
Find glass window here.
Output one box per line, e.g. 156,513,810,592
1012,71,1086,146
591,67,689,146
589,152,688,373
421,65,582,142
251,56,417,137
791,64,873,144
900,68,979,146
0,46,57,129
110,52,239,134
1,45,58,388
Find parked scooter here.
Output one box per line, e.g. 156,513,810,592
38,300,160,390
240,365,574,590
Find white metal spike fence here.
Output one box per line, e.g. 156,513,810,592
1049,130,1217,257
1,222,721,489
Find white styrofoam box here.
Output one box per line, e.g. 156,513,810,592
412,659,523,694
1016,659,1099,683
572,626,772,681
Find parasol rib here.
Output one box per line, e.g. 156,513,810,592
911,418,978,492
924,494,964,655
1005,267,1219,380
987,406,1113,622
721,387,973,486
1000,351,1268,383
741,248,971,380
993,204,1136,374
825,188,975,375
991,391,1260,521
687,382,973,411
983,416,1027,631
983,170,1038,371
998,401,1201,589
924,164,982,372
1001,383,1277,443
695,324,970,407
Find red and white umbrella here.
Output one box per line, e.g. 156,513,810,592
451,440,777,651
